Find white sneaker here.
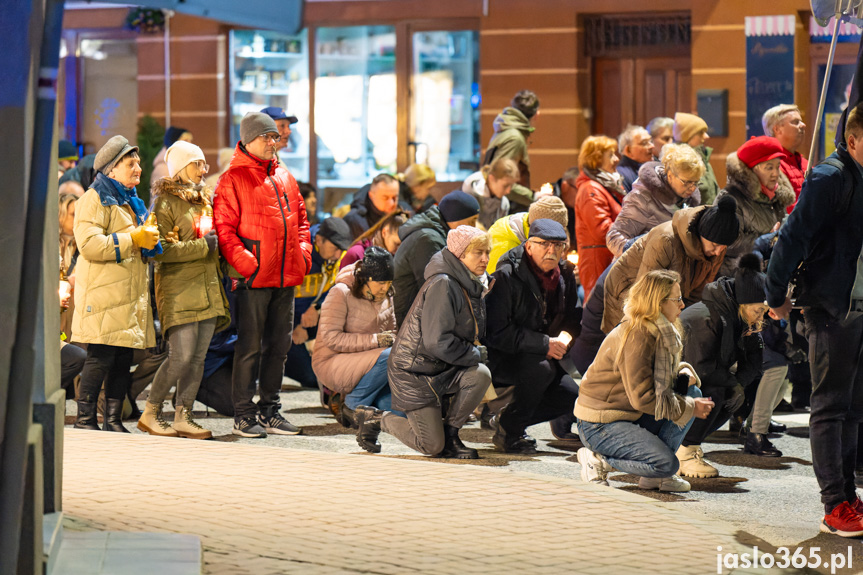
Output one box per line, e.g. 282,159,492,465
638,475,691,492
577,447,610,486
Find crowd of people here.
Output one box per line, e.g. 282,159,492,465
56,90,863,538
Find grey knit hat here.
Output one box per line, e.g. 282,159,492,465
94,135,139,175
240,112,278,146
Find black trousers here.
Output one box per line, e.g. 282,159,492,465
805,310,863,513
232,287,294,419
497,354,577,437
60,343,87,398
682,383,736,446
78,344,134,402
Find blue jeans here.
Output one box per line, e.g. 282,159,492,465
345,348,396,413
577,386,701,478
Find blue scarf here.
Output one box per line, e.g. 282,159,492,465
92,172,162,257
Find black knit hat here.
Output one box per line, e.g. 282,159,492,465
734,253,767,305
357,246,394,283
438,190,480,223
697,195,740,246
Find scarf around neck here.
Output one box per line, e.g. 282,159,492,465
584,167,625,201
652,314,685,423
525,252,561,293
91,172,162,257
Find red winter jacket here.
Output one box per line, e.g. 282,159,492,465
575,172,623,298
778,147,808,214
214,143,312,288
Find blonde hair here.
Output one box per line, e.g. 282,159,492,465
617,270,681,360
463,232,492,256
59,192,78,235
662,143,705,180
481,156,520,181
401,164,436,189
578,135,617,171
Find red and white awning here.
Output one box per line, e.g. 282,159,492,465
745,15,797,37
810,17,863,37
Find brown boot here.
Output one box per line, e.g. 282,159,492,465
173,406,213,440
137,401,179,437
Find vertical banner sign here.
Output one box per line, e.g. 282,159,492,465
745,16,796,139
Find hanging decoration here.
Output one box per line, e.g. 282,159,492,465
125,8,166,34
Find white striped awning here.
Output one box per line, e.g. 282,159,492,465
745,15,796,37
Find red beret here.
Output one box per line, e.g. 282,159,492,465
737,136,785,169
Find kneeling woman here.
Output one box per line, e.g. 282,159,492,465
313,247,397,423
575,270,714,492
355,226,493,459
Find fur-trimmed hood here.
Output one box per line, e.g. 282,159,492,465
725,152,795,209
151,177,212,206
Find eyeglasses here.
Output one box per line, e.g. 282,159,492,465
664,297,684,303
194,161,210,174
672,172,700,188
260,134,281,144
529,239,567,252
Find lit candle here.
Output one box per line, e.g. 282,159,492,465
558,331,573,346
198,205,213,237
566,250,579,266
540,183,553,196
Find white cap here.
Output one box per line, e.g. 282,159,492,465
165,140,205,179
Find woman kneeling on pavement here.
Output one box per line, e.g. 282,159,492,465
575,270,715,492
313,246,398,426
138,141,230,439
355,226,493,458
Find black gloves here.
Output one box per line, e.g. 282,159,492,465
673,373,690,396
204,230,218,254
727,384,746,413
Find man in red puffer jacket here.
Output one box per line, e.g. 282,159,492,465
215,112,312,438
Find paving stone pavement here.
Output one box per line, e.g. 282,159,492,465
61,428,776,575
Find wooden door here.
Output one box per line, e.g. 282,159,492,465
593,55,691,137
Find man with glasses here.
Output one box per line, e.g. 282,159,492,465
484,219,582,454
215,111,312,438
616,125,654,193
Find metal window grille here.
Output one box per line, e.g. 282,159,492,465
583,13,691,57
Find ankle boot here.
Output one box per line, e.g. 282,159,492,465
438,424,478,459
355,406,383,453
74,400,100,430
137,401,179,437
339,403,358,429
103,398,130,433
743,432,782,457
173,406,212,440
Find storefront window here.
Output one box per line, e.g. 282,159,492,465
230,29,310,181
412,30,480,181
315,25,397,189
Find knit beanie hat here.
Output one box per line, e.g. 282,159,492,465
734,253,767,305
438,190,480,223
447,225,487,258
528,195,568,226
673,112,709,144
163,126,189,148
240,112,278,146
94,135,139,176
357,246,394,282
528,219,567,242
165,141,205,179
58,140,79,161
697,195,740,246
736,136,785,169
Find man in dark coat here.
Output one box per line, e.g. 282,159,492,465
767,102,863,537
392,191,480,326
344,174,405,239
484,219,581,454
616,124,653,193
354,226,493,459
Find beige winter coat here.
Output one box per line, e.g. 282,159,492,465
71,188,155,349
312,264,396,394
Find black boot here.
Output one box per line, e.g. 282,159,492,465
74,400,100,430
103,399,130,433
339,403,358,429
355,406,382,453
743,432,782,457
438,424,478,459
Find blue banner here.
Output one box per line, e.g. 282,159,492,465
745,16,796,139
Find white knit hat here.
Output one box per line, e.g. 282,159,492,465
165,140,205,179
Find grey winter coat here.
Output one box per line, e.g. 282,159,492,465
387,249,486,413
392,206,449,326
606,162,701,257
716,152,796,276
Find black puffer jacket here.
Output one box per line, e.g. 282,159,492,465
680,276,764,390
388,249,486,412
392,206,450,326
484,244,581,386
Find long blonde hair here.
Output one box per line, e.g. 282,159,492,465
617,270,682,359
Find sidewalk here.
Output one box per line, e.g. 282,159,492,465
62,428,764,575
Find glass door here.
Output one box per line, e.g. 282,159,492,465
314,25,397,190
230,29,310,181
411,30,480,181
